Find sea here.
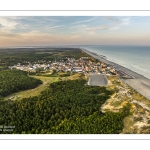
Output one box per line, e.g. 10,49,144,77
80,45,150,79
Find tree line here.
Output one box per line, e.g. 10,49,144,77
0,78,129,134
0,48,95,67
0,70,42,97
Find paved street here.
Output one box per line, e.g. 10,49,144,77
82,48,150,100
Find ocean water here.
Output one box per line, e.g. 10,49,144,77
81,45,150,79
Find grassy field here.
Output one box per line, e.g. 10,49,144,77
4,75,60,100
4,72,86,101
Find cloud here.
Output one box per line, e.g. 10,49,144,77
0,16,62,35
71,24,86,29
0,16,150,47
121,18,130,25
71,31,79,34
46,25,65,29
0,24,3,28
103,16,130,29
0,32,19,38
71,17,97,25
45,17,97,31
84,17,123,34
109,26,120,30
69,35,80,39
86,25,113,34
104,16,120,23
0,17,18,32
134,22,150,25
70,25,87,35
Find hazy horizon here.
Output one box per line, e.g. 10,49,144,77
0,16,150,47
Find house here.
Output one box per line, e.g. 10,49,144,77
73,67,82,72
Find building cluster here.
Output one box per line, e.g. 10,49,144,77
9,57,118,75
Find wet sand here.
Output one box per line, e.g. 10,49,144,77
81,48,150,100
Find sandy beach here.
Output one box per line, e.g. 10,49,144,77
81,48,150,100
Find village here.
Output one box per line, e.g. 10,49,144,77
9,57,119,76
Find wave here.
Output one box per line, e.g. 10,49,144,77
81,45,150,79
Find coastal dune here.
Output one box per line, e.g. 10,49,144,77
81,48,150,100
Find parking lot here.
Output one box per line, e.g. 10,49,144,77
88,74,108,86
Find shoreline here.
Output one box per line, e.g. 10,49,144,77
81,48,150,100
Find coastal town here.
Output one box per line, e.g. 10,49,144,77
1,47,150,134
1,15,150,136
9,56,119,76
9,55,135,80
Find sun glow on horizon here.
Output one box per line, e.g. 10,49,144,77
0,16,150,47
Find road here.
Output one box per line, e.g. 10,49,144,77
82,48,150,100
88,74,108,86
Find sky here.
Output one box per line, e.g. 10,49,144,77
0,16,150,47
